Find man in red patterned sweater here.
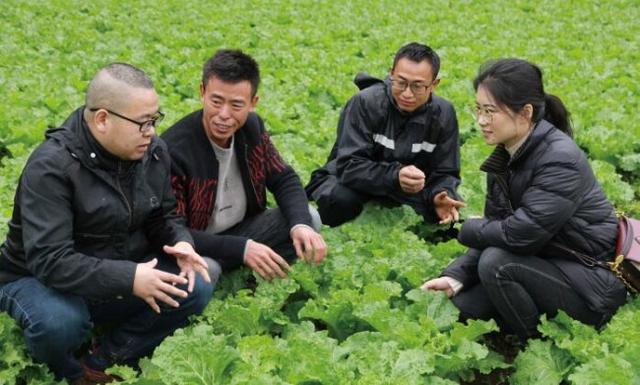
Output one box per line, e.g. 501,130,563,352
162,49,326,280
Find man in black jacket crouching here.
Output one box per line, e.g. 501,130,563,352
306,42,465,227
0,63,212,384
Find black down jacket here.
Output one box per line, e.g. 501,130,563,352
0,107,192,301
444,120,626,314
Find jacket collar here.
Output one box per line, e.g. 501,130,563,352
47,106,148,173
480,119,555,174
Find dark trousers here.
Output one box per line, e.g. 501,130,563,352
203,206,322,273
310,175,434,227
452,247,612,340
0,257,213,382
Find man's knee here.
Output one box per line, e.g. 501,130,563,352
316,184,367,227
181,277,213,315
24,295,91,360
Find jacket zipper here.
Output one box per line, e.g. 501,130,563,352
115,161,133,228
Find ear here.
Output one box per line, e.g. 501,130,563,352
431,78,441,90
199,82,205,101
91,109,109,134
249,95,259,111
522,103,534,121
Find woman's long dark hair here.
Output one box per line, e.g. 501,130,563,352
473,59,573,138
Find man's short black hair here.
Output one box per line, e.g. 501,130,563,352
202,49,260,96
392,42,440,80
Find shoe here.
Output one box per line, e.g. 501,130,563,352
79,356,120,384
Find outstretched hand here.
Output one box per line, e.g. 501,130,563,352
163,241,211,292
433,191,466,225
420,277,454,298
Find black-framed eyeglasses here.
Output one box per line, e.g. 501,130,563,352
89,108,164,133
390,77,434,95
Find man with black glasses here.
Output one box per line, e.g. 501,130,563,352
0,63,212,384
306,42,464,226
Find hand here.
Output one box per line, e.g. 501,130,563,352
420,277,454,298
133,258,189,313
398,165,425,194
244,240,290,280
291,226,327,264
433,191,466,225
163,242,211,292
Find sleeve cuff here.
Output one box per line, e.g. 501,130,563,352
289,224,316,237
443,276,464,296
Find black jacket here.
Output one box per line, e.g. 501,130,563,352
306,73,461,205
444,120,625,314
0,107,192,301
161,110,313,269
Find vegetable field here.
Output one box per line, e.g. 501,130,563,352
1,1,639,384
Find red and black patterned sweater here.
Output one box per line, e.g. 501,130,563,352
161,110,312,269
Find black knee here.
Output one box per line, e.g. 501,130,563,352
316,184,367,227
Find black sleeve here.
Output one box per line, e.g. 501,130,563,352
458,160,583,255
190,229,247,272
335,96,403,196
257,121,314,230
425,103,462,203
441,248,481,288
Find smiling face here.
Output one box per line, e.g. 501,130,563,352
475,84,532,148
200,76,258,148
390,57,439,112
90,85,160,160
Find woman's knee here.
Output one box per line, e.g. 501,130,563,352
477,247,515,283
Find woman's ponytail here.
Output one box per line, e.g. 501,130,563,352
544,93,572,138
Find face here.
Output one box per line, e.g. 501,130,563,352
200,76,258,148
390,57,439,112
475,85,532,147
93,87,160,161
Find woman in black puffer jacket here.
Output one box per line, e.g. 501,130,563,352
421,58,627,340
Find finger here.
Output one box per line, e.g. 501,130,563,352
157,270,188,286
303,237,314,263
144,258,159,268
439,215,453,225
313,238,327,264
293,240,305,261
194,263,211,283
154,290,180,308
251,263,270,280
158,281,189,298
145,297,161,313
187,270,196,292
264,254,287,278
452,207,460,222
435,191,448,202
256,258,276,280
271,252,291,271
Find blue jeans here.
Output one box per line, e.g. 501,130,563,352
0,257,213,382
